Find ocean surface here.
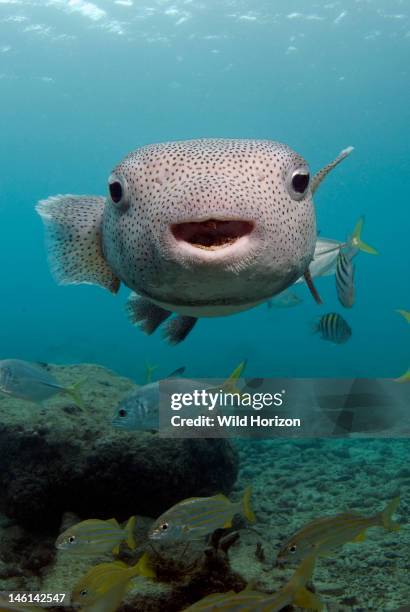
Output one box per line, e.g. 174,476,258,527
0,1,409,610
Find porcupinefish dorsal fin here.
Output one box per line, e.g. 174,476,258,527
36,195,120,294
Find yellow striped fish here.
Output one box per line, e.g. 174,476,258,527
182,555,322,611
277,497,400,565
71,554,155,612
55,516,136,555
149,487,255,543
313,312,352,345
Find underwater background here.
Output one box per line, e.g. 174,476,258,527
1,0,409,379
0,1,409,611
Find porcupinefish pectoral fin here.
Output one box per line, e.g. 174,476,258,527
163,316,198,344
304,268,323,304
126,294,172,334
311,146,354,195
36,195,120,293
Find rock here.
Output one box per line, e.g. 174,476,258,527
0,364,238,531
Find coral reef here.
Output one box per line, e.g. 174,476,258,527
1,364,409,611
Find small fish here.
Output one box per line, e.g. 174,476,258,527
149,486,255,543
313,313,352,345
396,310,410,324
71,555,155,612
112,361,245,432
395,368,410,384
277,497,400,565
182,554,322,611
267,290,302,309
111,366,186,432
297,216,378,283
335,248,355,308
0,359,84,407
55,516,136,555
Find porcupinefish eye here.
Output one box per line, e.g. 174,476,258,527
108,173,129,210
286,167,310,201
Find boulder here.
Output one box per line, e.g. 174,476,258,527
0,364,238,531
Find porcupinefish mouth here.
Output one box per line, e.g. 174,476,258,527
171,219,254,251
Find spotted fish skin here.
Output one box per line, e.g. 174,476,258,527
37,139,353,342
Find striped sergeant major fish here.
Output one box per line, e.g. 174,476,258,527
313,313,352,345
336,248,355,308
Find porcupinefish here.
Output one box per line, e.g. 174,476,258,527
36,139,353,344
148,486,255,543
277,497,400,565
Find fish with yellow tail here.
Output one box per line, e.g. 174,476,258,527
395,368,410,384
149,486,255,543
71,554,155,612
277,497,400,565
55,516,136,555
396,309,410,324
112,360,245,432
298,215,378,284
182,554,322,611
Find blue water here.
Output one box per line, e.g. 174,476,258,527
0,0,409,382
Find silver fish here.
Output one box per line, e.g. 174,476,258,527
112,367,185,432
37,140,353,344
0,359,83,406
296,216,378,286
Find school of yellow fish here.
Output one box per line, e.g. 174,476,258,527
1,488,399,612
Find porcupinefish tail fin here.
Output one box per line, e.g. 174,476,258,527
163,316,198,345
348,216,379,256
311,146,354,195
126,294,171,335
380,496,400,531
36,195,120,294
